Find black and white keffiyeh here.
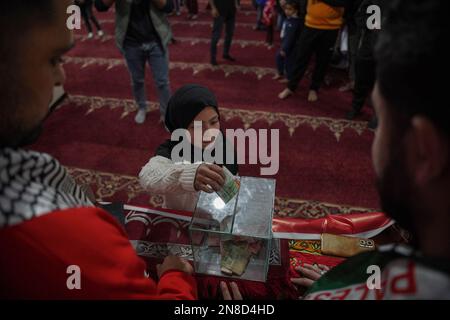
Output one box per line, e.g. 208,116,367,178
0,148,94,228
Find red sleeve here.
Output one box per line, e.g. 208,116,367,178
0,207,197,300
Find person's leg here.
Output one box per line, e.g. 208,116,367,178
211,16,224,65
310,29,339,91
256,5,263,29
80,5,93,34
147,43,171,120
87,4,103,34
347,56,376,119
348,26,359,86
123,44,148,123
173,0,180,13
186,0,192,15
275,50,284,77
280,27,317,98
223,14,236,59
192,0,198,15
277,12,285,31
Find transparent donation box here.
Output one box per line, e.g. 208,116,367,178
189,176,276,282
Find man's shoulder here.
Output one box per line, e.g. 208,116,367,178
0,148,93,229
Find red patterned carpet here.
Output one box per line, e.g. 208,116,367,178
30,1,379,215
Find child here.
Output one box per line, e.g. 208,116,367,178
278,0,345,102
273,0,303,81
139,84,238,212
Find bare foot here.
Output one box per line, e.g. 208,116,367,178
308,90,318,102
278,88,293,100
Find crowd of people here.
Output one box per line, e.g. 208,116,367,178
1,0,449,300
164,0,385,126
75,0,385,127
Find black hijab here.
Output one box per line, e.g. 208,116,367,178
156,84,238,175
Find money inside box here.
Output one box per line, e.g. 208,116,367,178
189,176,275,282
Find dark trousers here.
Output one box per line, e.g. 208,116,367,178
347,26,361,83
211,14,236,59
351,57,376,112
80,3,101,33
266,24,274,45
288,27,339,92
186,0,198,14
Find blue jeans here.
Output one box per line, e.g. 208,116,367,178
123,42,171,118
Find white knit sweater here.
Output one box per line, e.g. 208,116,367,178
138,156,203,212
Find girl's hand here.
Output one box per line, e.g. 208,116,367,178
194,164,225,193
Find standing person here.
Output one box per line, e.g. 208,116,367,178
273,0,303,81
75,0,104,39
95,0,174,124
0,0,197,300
186,0,199,19
278,0,346,102
209,0,239,66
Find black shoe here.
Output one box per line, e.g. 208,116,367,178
211,58,218,66
223,55,236,62
368,117,378,130
345,110,361,120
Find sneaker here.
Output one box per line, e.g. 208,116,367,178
191,14,198,20
278,88,293,100
176,11,181,16
278,78,288,84
223,54,236,62
87,32,94,39
135,109,147,124
97,30,104,37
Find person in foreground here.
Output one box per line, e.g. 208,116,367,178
227,0,450,300
0,0,196,299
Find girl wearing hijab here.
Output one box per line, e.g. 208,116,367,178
139,84,238,212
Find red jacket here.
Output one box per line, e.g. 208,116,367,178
0,207,197,300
